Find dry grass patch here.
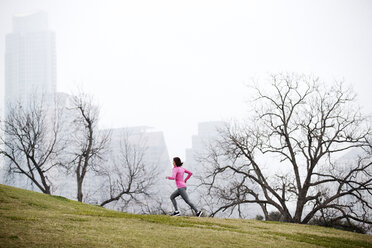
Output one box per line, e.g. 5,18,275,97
0,184,371,248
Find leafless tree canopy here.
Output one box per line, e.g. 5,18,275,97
0,97,65,194
99,132,158,210
201,73,371,227
68,92,110,202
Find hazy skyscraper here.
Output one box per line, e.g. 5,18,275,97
2,11,56,187
185,121,226,171
5,11,56,112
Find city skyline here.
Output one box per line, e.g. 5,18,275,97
1,0,372,160
1,10,174,196
0,1,371,236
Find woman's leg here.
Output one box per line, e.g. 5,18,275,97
178,187,198,213
170,189,180,211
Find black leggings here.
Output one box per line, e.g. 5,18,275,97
170,187,198,213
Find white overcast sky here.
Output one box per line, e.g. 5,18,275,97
1,0,372,159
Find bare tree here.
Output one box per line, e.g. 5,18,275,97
99,131,158,210
0,96,65,194
68,92,110,202
201,73,371,228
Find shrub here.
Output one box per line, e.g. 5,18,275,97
255,215,264,221
309,217,368,234
268,211,283,222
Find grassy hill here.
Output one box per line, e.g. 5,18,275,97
0,184,371,248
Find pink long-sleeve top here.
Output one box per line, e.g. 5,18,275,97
167,166,193,188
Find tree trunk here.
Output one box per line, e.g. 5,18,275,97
44,185,51,195
77,175,83,202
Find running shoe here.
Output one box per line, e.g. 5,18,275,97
171,211,180,216
196,211,203,217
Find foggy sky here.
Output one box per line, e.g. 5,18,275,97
1,0,372,159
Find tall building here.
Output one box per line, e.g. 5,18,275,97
2,11,56,186
93,127,171,211
52,126,171,209
5,11,56,112
185,121,261,218
184,121,226,215
104,126,170,174
185,121,226,171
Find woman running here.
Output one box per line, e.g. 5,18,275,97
166,157,202,217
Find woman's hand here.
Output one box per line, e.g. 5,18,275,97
165,176,168,179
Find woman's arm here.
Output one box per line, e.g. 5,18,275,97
166,167,177,180
184,169,193,183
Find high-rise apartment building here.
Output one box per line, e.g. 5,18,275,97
5,11,56,112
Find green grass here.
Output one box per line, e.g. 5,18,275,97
0,184,371,248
